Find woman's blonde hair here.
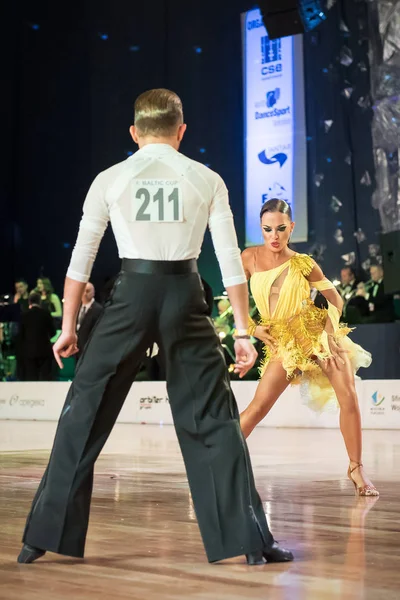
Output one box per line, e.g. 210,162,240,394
134,88,183,137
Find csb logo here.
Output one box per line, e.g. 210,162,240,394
371,391,385,407
266,88,280,108
261,36,281,64
261,35,282,78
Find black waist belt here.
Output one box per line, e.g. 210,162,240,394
121,258,198,275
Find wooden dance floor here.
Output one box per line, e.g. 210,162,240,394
0,421,399,600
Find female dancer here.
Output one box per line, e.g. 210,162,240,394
239,199,378,496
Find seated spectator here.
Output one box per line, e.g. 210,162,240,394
13,279,30,313
360,264,395,323
35,277,63,322
344,283,370,324
19,292,56,381
76,282,103,362
337,267,358,301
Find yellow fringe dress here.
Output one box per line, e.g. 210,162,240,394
250,254,371,411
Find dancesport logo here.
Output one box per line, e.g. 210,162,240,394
254,89,290,121
255,105,291,121
258,150,287,167
371,392,385,407
266,88,280,108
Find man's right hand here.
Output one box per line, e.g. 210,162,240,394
53,331,79,369
233,338,258,379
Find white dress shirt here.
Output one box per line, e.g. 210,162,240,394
67,144,246,288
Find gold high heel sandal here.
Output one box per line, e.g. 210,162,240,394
347,463,379,497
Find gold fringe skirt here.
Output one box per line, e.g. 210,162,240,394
259,300,372,412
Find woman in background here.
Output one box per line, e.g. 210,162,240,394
239,199,378,497
36,277,62,320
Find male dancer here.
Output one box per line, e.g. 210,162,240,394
18,89,293,566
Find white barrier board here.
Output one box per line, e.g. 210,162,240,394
0,380,399,429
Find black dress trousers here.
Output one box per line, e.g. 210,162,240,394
22,260,273,562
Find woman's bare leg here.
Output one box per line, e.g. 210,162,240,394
240,361,290,438
320,353,377,491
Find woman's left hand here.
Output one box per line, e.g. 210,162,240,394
324,334,348,371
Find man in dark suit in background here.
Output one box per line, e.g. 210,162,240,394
367,264,395,323
337,266,358,301
19,292,56,381
350,264,395,323
76,283,103,362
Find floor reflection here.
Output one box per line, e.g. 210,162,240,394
0,423,398,600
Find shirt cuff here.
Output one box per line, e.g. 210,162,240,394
66,269,90,283
222,274,247,288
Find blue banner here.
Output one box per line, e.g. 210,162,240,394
242,9,308,245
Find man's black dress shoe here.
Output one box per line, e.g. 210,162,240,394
17,544,46,564
246,542,294,565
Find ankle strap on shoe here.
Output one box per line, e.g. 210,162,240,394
350,462,363,474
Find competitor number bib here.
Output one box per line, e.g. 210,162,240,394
131,179,183,222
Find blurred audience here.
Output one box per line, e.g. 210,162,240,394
1,260,397,383
356,264,395,323
18,292,56,381
35,277,62,319
76,282,103,362
337,267,358,302
11,279,30,378
344,282,370,323
214,297,232,337
13,279,30,313
217,298,231,316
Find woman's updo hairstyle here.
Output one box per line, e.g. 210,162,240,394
260,198,292,221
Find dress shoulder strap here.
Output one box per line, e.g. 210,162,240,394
253,247,259,272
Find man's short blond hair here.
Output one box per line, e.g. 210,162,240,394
134,89,184,137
